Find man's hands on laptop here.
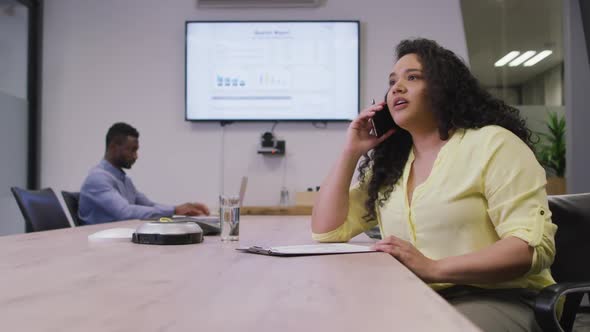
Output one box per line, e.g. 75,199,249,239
174,202,210,216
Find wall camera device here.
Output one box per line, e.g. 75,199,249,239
257,131,286,156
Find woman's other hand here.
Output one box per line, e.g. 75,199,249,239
346,102,395,157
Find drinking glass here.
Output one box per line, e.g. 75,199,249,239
219,195,240,241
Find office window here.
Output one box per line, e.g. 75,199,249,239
0,0,41,235
460,0,564,136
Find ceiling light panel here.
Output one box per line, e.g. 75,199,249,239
523,50,553,66
508,51,537,67
494,51,520,67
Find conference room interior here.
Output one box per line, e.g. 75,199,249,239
1,0,590,331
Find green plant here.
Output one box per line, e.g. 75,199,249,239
535,112,566,177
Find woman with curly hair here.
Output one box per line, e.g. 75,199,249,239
311,38,557,331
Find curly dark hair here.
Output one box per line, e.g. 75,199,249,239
357,38,534,222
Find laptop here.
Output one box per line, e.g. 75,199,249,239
145,176,249,235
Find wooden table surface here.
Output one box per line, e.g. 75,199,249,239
0,216,479,331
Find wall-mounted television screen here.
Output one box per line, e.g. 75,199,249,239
185,21,360,121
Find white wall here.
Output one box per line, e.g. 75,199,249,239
522,76,545,105
544,64,563,106
521,63,563,106
41,0,468,210
487,87,520,105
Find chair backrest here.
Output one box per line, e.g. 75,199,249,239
548,193,590,282
61,191,82,226
10,187,72,232
547,193,590,331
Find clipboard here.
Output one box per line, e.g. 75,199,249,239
236,243,377,257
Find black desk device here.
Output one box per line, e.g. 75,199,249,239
132,221,204,245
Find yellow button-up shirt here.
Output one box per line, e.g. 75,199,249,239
313,125,557,291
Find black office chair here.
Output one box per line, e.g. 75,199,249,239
61,191,82,226
535,193,590,332
10,187,72,232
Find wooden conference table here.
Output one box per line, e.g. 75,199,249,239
0,216,480,331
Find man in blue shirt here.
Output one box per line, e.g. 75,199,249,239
79,122,209,224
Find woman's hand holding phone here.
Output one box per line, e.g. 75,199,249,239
345,101,396,157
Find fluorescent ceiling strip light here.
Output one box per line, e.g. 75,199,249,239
494,51,520,67
523,50,553,66
508,51,536,67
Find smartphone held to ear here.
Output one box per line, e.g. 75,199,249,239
369,95,397,137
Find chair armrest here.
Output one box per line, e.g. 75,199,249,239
535,282,590,332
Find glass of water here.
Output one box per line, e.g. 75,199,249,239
219,195,240,241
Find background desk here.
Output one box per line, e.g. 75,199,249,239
0,216,480,331
241,205,312,215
